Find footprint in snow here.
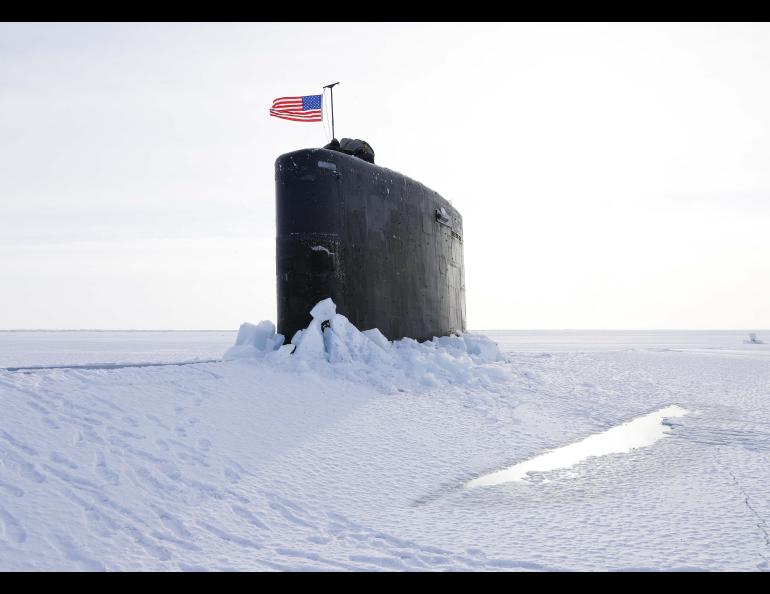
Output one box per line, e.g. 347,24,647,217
0,504,27,544
0,480,24,497
49,452,79,469
94,453,120,486
50,532,105,571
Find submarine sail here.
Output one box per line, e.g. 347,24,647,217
275,143,465,342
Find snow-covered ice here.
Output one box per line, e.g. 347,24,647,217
0,331,234,369
1,313,770,571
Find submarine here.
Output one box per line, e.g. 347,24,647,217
275,138,465,343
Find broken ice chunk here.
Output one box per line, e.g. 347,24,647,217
462,334,507,362
292,319,326,358
224,321,285,360
324,326,352,363
310,298,337,322
362,328,391,351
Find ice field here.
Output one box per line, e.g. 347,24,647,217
1,320,769,571
0,331,235,369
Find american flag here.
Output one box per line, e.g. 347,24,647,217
270,94,323,122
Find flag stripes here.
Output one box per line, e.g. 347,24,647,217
270,95,322,122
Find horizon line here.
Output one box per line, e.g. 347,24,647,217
0,328,768,333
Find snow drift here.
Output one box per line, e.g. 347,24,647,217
224,298,510,392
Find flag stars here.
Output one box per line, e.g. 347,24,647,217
302,95,322,110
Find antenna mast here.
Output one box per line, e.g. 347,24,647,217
323,82,340,141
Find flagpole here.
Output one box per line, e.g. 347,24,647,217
323,82,340,141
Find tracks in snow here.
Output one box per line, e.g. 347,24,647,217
2,361,515,570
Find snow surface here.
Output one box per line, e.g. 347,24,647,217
1,318,770,571
0,331,234,369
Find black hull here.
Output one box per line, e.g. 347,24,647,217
275,148,465,342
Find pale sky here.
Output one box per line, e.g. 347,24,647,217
1,22,769,330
